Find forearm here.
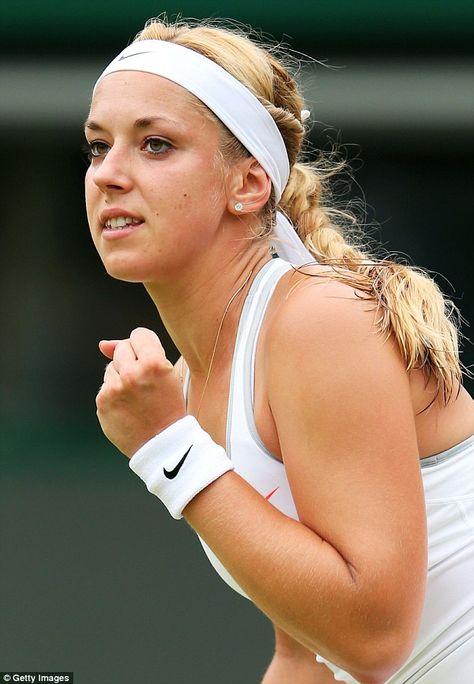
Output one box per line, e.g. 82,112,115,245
183,471,397,683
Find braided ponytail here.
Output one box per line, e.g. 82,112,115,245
136,16,466,403
281,158,463,402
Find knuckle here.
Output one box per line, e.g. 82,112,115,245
96,390,106,410
113,340,126,354
103,361,113,379
144,358,170,380
120,369,137,388
107,383,122,400
141,358,159,374
97,380,121,403
131,326,147,340
132,326,159,345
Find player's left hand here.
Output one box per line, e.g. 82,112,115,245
96,327,186,458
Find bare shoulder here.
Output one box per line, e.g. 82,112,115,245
267,267,395,367
263,267,415,448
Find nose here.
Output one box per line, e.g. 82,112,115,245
91,143,133,195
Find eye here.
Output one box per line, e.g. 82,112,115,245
85,140,110,160
143,137,172,155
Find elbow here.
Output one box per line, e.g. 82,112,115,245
350,637,414,684
339,566,425,683
341,619,419,684
311,593,422,684
305,620,417,684
286,551,425,683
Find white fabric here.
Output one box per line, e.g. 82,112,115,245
274,212,314,265
129,415,234,519
94,39,315,267
197,258,297,597
194,257,474,683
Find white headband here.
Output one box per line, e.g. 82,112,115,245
94,39,314,265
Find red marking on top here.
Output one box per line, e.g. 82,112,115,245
265,486,280,501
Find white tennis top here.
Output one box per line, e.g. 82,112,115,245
193,257,474,682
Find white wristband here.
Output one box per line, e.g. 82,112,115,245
128,415,234,519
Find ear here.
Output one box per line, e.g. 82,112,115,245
227,158,272,216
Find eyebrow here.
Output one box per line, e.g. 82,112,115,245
83,115,184,132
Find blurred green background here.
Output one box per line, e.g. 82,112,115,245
1,2,473,682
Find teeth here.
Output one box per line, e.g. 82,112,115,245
104,216,141,229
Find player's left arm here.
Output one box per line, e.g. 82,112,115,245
185,281,427,683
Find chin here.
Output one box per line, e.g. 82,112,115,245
101,257,150,284
107,271,144,284
105,269,147,285
100,251,179,285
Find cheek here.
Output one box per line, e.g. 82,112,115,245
84,169,94,215
185,166,227,215
84,170,102,251
84,169,101,224
173,190,225,229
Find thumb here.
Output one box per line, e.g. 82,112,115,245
98,339,121,359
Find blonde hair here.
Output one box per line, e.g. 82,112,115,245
135,16,466,404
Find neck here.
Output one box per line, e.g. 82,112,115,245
144,244,271,378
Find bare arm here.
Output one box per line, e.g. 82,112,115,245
96,283,427,684
183,283,427,683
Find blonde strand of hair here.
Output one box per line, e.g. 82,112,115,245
135,15,466,403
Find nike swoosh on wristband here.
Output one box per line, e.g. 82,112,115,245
118,51,153,61
163,445,193,480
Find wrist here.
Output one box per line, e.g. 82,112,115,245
129,415,234,519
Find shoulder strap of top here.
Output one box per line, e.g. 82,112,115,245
226,258,293,457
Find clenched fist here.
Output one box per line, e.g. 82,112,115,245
96,327,186,457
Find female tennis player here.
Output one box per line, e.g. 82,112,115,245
85,18,474,683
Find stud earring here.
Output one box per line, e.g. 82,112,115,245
234,202,244,212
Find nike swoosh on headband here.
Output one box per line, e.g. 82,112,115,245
163,445,193,479
96,40,314,266
118,51,153,61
